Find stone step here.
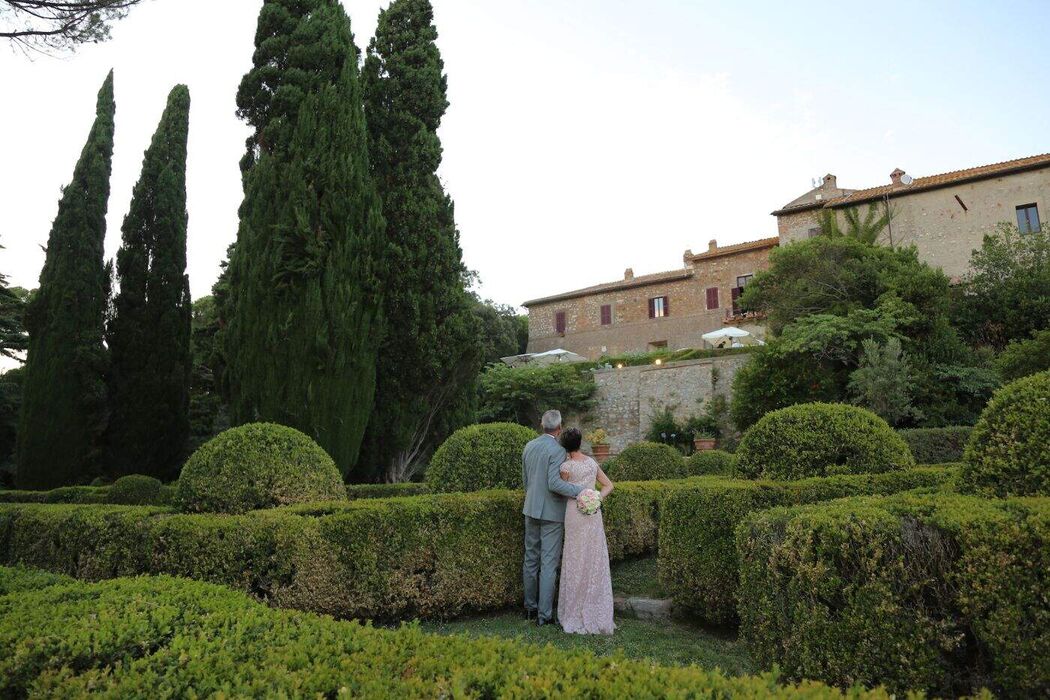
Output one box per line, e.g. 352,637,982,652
614,594,674,620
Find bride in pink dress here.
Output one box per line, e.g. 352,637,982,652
557,427,616,635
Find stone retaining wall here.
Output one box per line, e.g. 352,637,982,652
568,354,750,453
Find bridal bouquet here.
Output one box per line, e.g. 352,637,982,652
577,489,602,515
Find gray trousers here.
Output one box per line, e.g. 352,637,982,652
523,516,563,621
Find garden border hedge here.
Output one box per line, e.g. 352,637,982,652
0,479,697,621
657,465,958,624
736,492,1048,698
0,485,110,504
0,570,892,698
344,482,429,500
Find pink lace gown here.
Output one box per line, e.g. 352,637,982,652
557,455,616,635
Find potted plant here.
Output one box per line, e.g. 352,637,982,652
692,430,717,452
685,415,719,451
584,428,611,463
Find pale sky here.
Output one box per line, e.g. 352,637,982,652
2,0,1048,315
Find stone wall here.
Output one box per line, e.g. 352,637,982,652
566,353,751,453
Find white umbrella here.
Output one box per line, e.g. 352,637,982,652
500,348,588,367
529,349,588,365
702,326,763,348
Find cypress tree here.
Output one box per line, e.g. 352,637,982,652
226,0,386,477
106,85,192,479
17,71,115,489
359,0,479,482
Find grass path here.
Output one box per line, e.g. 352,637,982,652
418,557,754,675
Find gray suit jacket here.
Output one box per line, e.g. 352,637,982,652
522,434,583,522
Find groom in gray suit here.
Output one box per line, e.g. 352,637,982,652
522,409,583,625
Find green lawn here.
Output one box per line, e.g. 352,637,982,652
418,556,753,674
419,612,752,674
611,555,666,598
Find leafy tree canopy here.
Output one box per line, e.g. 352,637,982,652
733,236,996,430
1,1,142,53
0,243,28,362
478,363,595,428
994,330,1050,382
952,223,1050,350
741,236,950,337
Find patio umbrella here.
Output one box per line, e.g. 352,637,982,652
499,348,588,367
701,326,764,348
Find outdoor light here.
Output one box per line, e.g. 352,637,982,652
654,358,663,365
616,363,624,369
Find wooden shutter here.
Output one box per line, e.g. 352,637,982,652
663,296,670,316
601,304,612,325
706,287,719,310
555,311,566,334
648,298,655,319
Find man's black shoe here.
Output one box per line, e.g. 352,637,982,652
536,617,556,627
524,609,537,621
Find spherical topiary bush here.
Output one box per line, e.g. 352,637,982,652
602,441,685,481
106,474,171,505
735,402,914,481
960,370,1050,497
685,449,736,477
176,423,347,513
426,422,536,493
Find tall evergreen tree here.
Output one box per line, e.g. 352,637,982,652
359,0,479,482
225,0,386,477
106,84,191,479
17,71,115,489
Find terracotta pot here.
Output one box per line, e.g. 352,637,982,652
591,444,611,463
693,438,717,452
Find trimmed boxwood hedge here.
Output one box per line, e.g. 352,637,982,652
177,423,347,513
106,475,173,506
961,370,1050,497
657,466,958,624
736,403,914,480
898,426,973,464
0,479,694,621
685,449,736,476
736,493,1049,697
0,571,884,698
344,482,429,500
602,441,685,481
0,565,73,595
426,423,536,493
0,485,110,504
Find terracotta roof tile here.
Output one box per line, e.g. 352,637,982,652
688,236,780,261
523,268,693,307
831,153,1050,207
523,235,780,307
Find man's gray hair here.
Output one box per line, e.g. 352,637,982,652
541,409,562,432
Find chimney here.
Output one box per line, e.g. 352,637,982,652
624,267,634,280
683,249,694,267
890,168,906,186
708,239,718,252
822,173,837,190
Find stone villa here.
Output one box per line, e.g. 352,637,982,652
524,152,1048,360
774,152,1050,280
524,237,777,359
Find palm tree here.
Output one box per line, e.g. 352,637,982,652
817,202,893,244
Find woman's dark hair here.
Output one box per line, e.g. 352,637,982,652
560,427,582,453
